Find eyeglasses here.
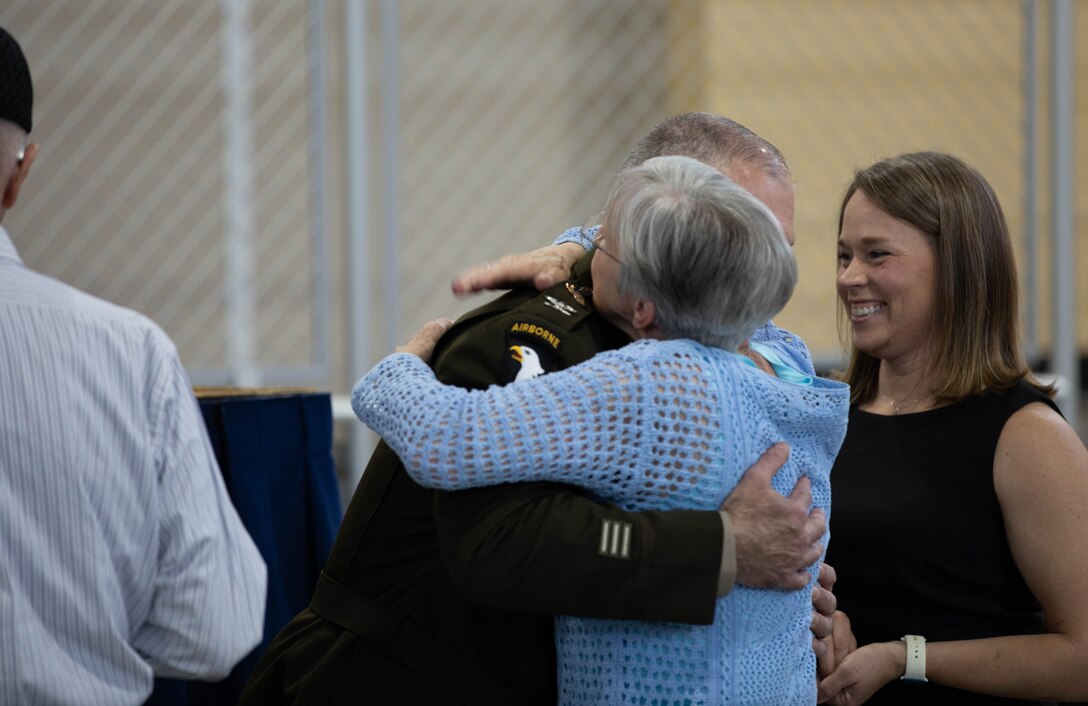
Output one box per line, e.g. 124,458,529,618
580,211,622,265
592,231,622,265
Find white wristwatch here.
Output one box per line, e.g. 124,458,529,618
900,634,928,683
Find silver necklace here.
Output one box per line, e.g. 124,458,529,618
880,387,928,415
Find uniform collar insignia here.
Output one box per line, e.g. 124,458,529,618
564,282,587,307
544,295,577,316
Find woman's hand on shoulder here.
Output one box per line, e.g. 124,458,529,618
394,318,454,362
451,242,586,295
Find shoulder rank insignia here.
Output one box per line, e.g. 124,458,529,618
544,295,577,317
499,321,563,383
599,518,632,559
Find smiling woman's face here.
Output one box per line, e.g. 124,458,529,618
836,190,938,365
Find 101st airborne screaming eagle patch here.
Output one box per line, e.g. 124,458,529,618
498,321,563,384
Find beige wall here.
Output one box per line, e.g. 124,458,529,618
676,0,1086,365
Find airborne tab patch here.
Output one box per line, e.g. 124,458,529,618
507,322,562,349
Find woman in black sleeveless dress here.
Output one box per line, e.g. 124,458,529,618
819,152,1088,705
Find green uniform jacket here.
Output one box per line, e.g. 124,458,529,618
239,254,724,706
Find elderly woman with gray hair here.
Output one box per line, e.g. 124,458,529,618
353,155,850,705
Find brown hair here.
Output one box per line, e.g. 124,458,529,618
836,151,1051,405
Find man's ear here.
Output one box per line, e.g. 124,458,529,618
631,298,659,337
3,142,38,210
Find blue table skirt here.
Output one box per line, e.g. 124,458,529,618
147,391,342,705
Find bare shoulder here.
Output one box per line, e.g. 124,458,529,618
994,400,1088,501
997,401,1081,460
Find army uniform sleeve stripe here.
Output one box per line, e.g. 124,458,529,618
599,519,632,560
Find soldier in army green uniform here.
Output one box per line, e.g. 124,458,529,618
240,113,831,705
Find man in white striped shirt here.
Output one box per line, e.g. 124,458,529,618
0,26,266,705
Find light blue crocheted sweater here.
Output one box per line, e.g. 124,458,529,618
353,338,849,705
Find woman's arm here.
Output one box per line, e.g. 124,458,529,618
353,343,711,502
818,401,1088,704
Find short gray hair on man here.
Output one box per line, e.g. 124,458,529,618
620,112,790,182
605,155,797,350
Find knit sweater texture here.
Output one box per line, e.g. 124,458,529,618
353,338,849,705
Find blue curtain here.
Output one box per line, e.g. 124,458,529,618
147,392,342,705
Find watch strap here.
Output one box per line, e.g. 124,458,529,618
900,634,928,683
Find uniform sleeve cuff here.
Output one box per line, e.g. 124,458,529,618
717,511,737,597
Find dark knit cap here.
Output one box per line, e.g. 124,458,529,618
0,26,33,134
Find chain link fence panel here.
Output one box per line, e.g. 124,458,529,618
1,0,326,385
1,1,1084,470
